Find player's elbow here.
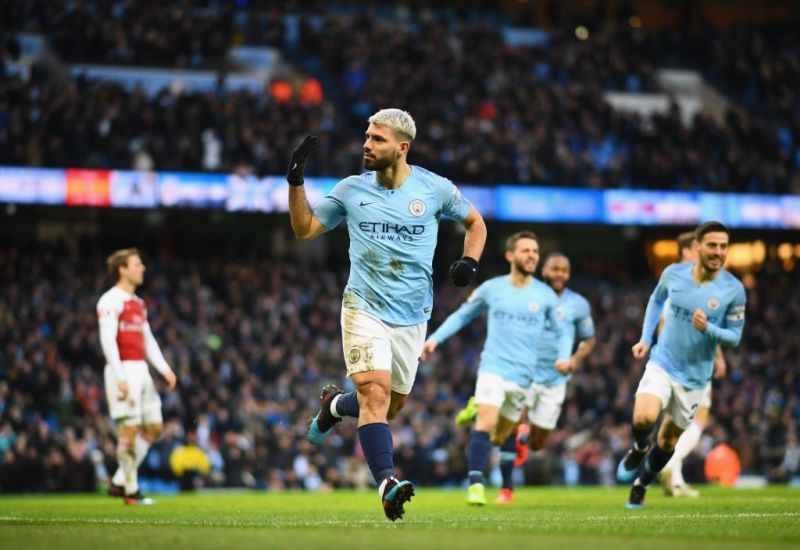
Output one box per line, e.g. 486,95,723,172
724,334,742,347
293,229,313,240
715,329,741,347
292,219,325,240
291,225,314,240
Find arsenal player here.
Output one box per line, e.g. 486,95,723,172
97,248,176,505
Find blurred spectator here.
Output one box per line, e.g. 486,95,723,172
4,0,236,69
170,431,211,490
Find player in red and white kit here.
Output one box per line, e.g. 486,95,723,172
98,248,176,505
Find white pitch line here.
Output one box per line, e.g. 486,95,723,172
0,511,798,529
0,516,416,527
582,512,800,521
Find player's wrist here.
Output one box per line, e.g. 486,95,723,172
460,256,479,269
287,172,305,186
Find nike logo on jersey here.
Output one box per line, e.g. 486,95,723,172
359,201,375,206
291,163,298,170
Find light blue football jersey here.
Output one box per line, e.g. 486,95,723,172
532,287,595,387
641,262,746,389
428,275,572,387
314,165,472,326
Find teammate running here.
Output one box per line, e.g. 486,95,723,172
420,232,571,505
659,232,728,498
617,222,746,508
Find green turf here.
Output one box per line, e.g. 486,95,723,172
1,486,798,549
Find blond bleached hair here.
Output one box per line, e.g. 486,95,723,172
368,108,417,142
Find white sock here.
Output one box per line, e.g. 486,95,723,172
112,435,152,485
112,466,125,486
134,435,152,466
117,443,138,495
666,421,703,486
330,394,342,418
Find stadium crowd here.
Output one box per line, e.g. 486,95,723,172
1,6,798,193
3,0,239,69
0,245,797,493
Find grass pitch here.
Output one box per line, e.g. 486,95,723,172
1,486,798,549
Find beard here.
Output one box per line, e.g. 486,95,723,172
544,274,565,290
363,151,397,171
699,253,724,272
514,258,537,276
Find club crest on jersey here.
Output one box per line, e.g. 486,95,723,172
409,199,426,217
348,347,361,364
707,297,721,310
528,301,540,313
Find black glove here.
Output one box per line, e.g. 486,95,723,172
287,134,318,186
449,256,479,287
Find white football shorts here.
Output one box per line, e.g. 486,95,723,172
525,382,567,430
635,361,706,430
341,307,426,395
104,360,163,426
474,372,528,422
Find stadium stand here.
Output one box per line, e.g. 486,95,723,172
2,6,798,192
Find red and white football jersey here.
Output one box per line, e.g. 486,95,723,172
97,286,146,361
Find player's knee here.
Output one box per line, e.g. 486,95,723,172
358,382,390,408
659,436,679,452
658,429,681,450
474,416,497,433
528,436,546,451
527,429,548,450
118,426,139,449
694,408,710,426
632,411,656,429
142,423,163,442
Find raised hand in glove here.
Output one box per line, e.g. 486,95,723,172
287,135,318,186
